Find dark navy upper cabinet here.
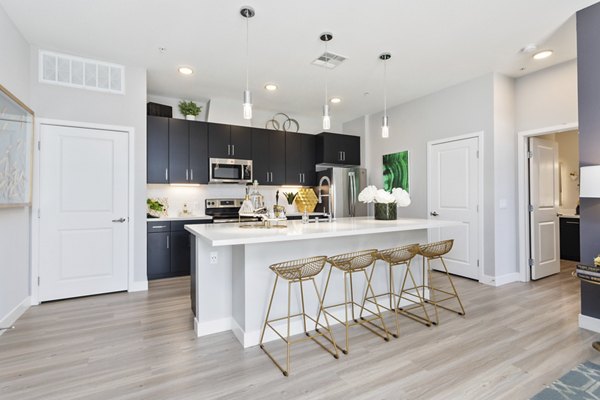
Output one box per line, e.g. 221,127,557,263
147,116,169,183
169,120,208,184
208,123,252,159
252,128,285,185
285,133,316,186
316,132,360,166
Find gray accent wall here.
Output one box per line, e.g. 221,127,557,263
577,2,600,318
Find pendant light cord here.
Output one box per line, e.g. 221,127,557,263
383,58,387,117
324,41,329,104
245,15,249,91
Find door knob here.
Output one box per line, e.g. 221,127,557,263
430,211,439,217
112,218,126,223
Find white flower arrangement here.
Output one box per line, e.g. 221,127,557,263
358,185,411,207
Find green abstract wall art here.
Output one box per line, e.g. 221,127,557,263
383,151,409,193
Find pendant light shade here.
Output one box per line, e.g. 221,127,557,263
241,6,255,120
380,52,391,138
320,32,333,130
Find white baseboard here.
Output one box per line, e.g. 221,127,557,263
194,317,232,337
480,273,521,287
129,280,148,292
0,296,31,336
579,314,600,333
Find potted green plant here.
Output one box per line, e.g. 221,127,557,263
283,192,297,214
178,100,202,121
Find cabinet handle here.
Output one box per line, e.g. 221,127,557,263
266,172,269,182
299,173,302,183
343,151,346,161
270,172,273,182
165,168,168,181
152,225,167,229
339,151,343,161
566,221,579,225
166,235,170,249
190,169,194,181
227,144,231,156
232,144,235,156
186,169,189,181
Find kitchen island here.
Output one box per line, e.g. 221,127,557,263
185,217,459,348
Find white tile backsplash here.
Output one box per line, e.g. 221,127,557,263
146,184,305,217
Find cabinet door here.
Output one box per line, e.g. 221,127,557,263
169,119,190,183
342,134,361,166
147,116,169,183
252,128,271,185
189,121,209,184
301,134,317,186
230,125,252,159
285,133,302,185
170,231,191,276
270,131,286,185
147,232,170,280
208,123,231,158
316,132,342,165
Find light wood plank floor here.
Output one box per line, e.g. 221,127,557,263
1,261,599,400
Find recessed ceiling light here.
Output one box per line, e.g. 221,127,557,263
178,66,194,75
330,97,341,104
532,50,553,60
264,83,278,91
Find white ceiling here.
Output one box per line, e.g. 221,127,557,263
1,0,596,124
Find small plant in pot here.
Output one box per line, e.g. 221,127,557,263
178,100,202,121
283,191,297,214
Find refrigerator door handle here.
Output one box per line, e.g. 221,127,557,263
348,172,356,217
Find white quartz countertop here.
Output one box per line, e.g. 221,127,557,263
147,215,213,222
185,217,460,246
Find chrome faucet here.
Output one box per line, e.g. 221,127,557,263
318,175,333,222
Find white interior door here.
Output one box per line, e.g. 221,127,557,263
529,137,560,280
428,137,480,280
39,124,129,301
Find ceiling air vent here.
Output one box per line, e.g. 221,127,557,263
39,50,125,95
312,52,347,69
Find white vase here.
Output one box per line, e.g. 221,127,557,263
185,115,196,121
285,203,296,214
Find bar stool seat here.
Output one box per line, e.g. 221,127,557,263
316,249,391,355
259,256,339,377
361,243,422,337
414,239,466,325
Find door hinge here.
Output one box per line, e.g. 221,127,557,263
477,259,480,267
476,150,479,159
527,151,533,159
528,204,533,212
476,204,479,212
37,208,40,219
37,141,41,151
528,258,534,266
37,276,40,286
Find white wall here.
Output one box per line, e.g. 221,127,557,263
515,60,578,132
347,74,498,276
0,5,32,327
29,46,149,284
492,74,518,277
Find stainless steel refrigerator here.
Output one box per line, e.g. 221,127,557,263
315,167,367,218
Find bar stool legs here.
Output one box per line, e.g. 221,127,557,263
316,250,390,355
259,256,339,377
396,257,433,327
423,253,466,324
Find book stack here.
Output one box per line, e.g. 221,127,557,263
576,264,600,282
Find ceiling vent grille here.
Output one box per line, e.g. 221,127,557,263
39,50,125,94
312,51,347,69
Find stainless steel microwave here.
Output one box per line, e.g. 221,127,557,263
209,158,253,184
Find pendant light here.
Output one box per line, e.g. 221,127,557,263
320,32,333,130
241,6,255,120
380,52,391,138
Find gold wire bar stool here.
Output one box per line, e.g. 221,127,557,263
415,239,466,325
360,244,424,337
316,250,390,355
259,256,339,377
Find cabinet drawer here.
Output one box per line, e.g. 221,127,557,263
147,221,171,232
171,219,211,231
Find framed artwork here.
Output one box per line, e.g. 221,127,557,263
0,84,34,207
383,150,409,193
